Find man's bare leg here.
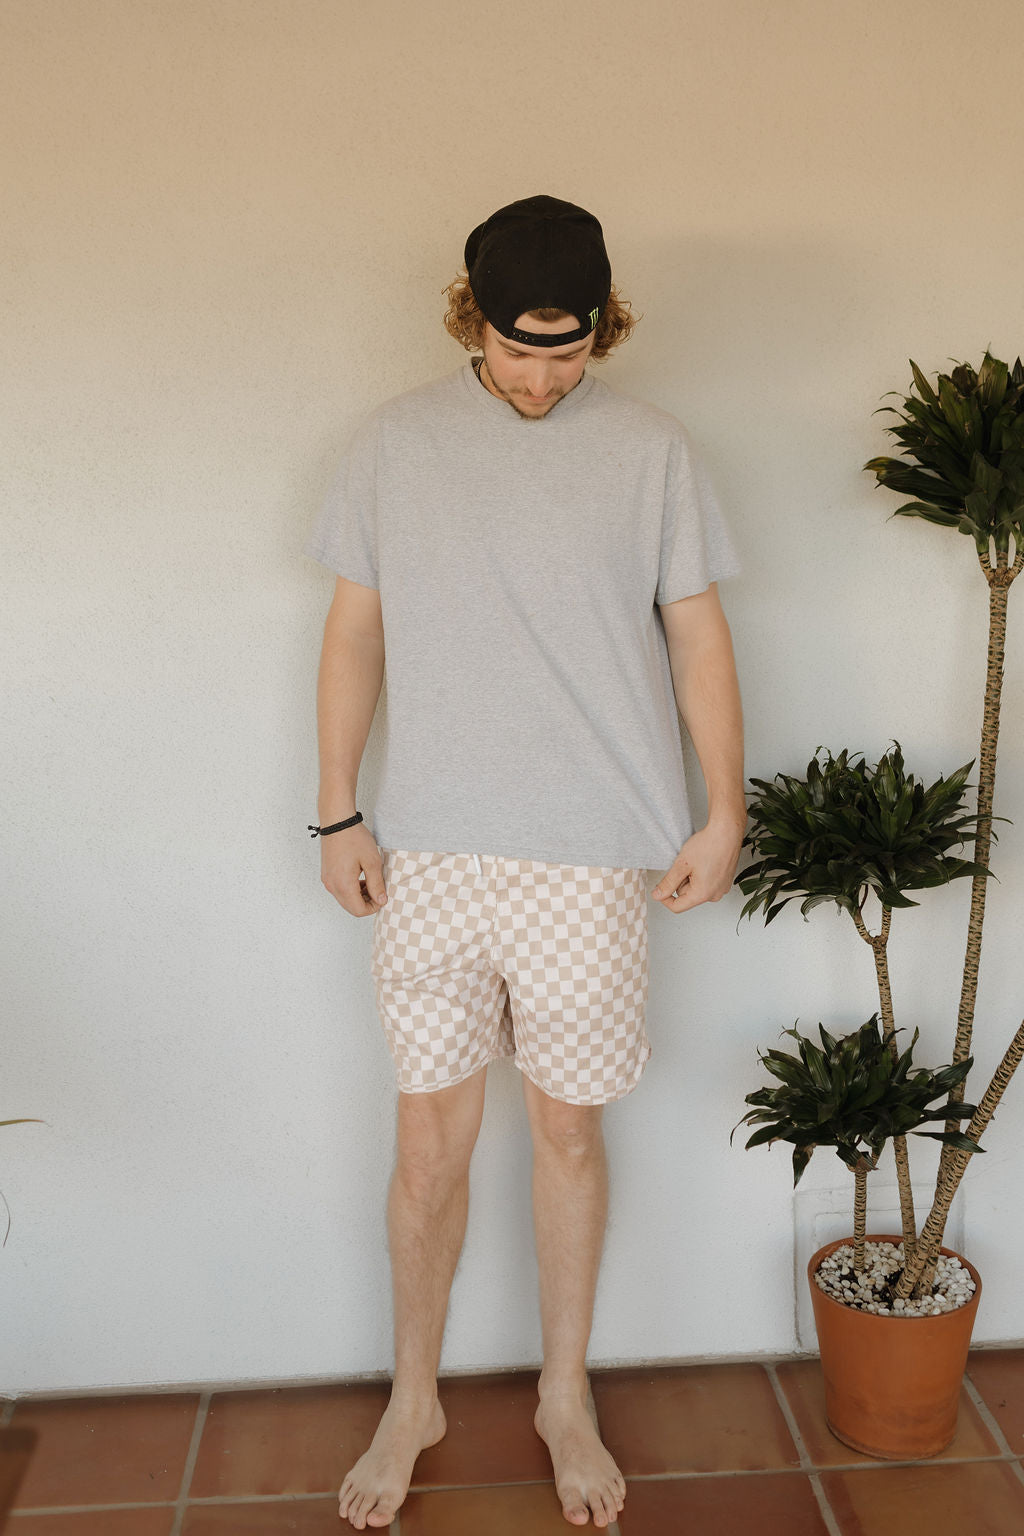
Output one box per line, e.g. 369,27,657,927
339,1068,487,1530
522,1075,627,1530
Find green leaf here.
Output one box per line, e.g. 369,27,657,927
916,1101,978,1121
910,358,939,407
914,1130,985,1153
744,1124,782,1149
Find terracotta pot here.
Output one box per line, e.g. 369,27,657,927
807,1232,983,1460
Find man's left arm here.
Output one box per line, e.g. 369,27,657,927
650,583,747,913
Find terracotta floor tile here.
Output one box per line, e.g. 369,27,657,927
775,1358,998,1465
968,1347,1024,1453
617,1472,830,1535
189,1382,390,1498
410,1372,551,1487
5,1510,175,1535
9,1395,199,1509
181,1498,351,1534
0,1427,38,1517
823,1461,1024,1535
590,1363,799,1474
401,1482,569,1535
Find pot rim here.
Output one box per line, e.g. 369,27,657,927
807,1232,982,1322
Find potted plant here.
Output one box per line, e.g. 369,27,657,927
735,1015,982,1456
736,745,991,1455
734,350,1024,1458
864,352,1024,1298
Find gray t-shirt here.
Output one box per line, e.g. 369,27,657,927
306,362,740,871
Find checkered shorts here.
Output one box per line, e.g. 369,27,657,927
370,849,651,1105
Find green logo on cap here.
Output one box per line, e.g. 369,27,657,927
588,307,600,330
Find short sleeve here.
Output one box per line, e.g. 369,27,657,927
304,414,380,589
655,429,740,605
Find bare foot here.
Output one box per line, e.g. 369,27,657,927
338,1394,446,1529
535,1389,626,1528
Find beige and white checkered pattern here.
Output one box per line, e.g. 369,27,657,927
370,849,651,1105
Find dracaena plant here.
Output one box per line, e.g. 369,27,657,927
862,352,1024,1297
734,1017,978,1271
736,745,986,1280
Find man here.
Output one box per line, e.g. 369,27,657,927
307,195,745,1530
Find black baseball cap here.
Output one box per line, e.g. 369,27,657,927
464,194,612,348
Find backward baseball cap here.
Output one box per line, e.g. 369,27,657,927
464,194,612,349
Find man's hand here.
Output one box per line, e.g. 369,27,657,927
650,815,747,914
319,824,388,917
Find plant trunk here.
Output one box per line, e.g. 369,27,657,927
851,905,917,1260
946,565,1012,1092
926,556,1018,1280
853,1167,867,1272
897,1014,1024,1299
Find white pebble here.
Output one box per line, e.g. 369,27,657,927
812,1240,975,1318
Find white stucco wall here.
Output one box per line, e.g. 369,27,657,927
3,0,1023,1393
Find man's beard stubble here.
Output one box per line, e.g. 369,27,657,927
479,358,569,421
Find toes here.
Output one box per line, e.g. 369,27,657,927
600,1489,619,1525
366,1503,397,1529
561,1493,591,1526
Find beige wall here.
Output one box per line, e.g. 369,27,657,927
4,0,1024,1391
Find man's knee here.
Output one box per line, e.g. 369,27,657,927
526,1085,605,1162
394,1073,486,1191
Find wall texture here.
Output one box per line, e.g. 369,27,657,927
4,0,1023,1392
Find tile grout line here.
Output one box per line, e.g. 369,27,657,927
168,1390,210,1536
765,1364,843,1536
11,1494,357,1514
5,1501,180,1516
10,1443,1024,1517
9,1456,1024,1521
424,1458,1024,1489
962,1372,1024,1488
962,1372,1016,1456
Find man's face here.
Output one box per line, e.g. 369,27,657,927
478,313,596,419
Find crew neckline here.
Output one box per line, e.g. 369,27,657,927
461,360,597,421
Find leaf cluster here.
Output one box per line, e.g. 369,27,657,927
734,1016,980,1186
864,352,1024,557
736,744,987,923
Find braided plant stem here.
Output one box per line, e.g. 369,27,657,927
934,551,1020,1218
853,1165,868,1273
851,904,917,1260
948,557,1016,1077
897,1015,1024,1299
906,542,1023,1300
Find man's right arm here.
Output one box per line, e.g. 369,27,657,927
315,575,388,917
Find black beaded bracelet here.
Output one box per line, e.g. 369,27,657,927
308,812,363,838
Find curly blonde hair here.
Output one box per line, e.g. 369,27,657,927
442,268,638,361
